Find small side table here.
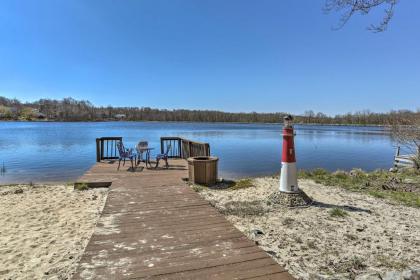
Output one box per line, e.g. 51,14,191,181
137,147,154,168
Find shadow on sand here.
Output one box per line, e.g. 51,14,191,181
311,201,372,213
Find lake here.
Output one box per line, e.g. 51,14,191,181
0,121,397,184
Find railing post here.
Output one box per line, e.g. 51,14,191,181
96,137,123,161
159,137,209,159
206,143,210,156
395,146,400,158
178,138,182,158
96,138,101,162
183,139,187,159
100,139,104,161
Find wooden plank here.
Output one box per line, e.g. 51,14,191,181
159,259,284,279
74,181,112,189
72,159,293,280
395,156,416,167
83,238,256,257
394,151,417,168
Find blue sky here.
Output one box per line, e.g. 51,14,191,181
0,0,419,115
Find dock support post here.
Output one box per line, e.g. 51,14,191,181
96,138,101,162
395,146,401,158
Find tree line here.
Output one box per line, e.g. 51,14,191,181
0,96,419,125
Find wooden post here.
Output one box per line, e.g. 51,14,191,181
96,138,101,162
100,139,104,161
395,146,401,157
160,137,210,159
181,139,186,159
178,138,182,158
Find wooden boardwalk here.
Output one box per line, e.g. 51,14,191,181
73,159,293,280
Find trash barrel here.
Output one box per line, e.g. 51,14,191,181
187,156,218,186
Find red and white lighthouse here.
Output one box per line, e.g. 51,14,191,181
280,115,299,193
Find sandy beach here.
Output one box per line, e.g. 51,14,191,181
0,184,108,280
195,177,420,279
1,177,418,280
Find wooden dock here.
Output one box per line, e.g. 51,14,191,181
73,159,293,280
394,146,418,168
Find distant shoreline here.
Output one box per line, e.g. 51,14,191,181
0,119,388,127
1,97,418,126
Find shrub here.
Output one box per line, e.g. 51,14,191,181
191,184,205,192
230,178,254,190
329,208,348,218
297,169,312,179
296,168,420,207
349,168,367,178
312,168,329,176
74,183,89,191
368,191,386,199
332,170,348,179
412,155,420,169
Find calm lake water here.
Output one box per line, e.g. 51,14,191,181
0,121,397,184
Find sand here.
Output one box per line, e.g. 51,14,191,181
0,184,108,280
196,177,420,279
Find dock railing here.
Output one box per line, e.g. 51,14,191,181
394,146,419,168
96,137,123,162
96,136,210,162
160,137,210,159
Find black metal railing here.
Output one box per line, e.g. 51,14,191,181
160,137,210,159
160,137,183,158
96,137,122,162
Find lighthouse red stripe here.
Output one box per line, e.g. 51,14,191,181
282,128,296,163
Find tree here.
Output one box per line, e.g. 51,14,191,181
390,111,420,168
304,110,316,123
324,0,398,32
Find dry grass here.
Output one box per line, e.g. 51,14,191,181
193,176,420,279
329,207,349,218
299,168,420,207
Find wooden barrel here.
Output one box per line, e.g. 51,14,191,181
187,156,218,186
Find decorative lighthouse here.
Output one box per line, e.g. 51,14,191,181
280,115,298,193
270,114,312,207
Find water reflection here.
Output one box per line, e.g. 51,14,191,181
0,121,395,183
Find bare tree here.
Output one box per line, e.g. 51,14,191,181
390,112,420,168
304,110,316,123
324,0,398,32
392,126,420,152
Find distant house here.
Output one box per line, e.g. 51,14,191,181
31,109,46,119
35,112,46,119
114,114,126,119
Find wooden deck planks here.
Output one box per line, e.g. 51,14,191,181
73,159,293,279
